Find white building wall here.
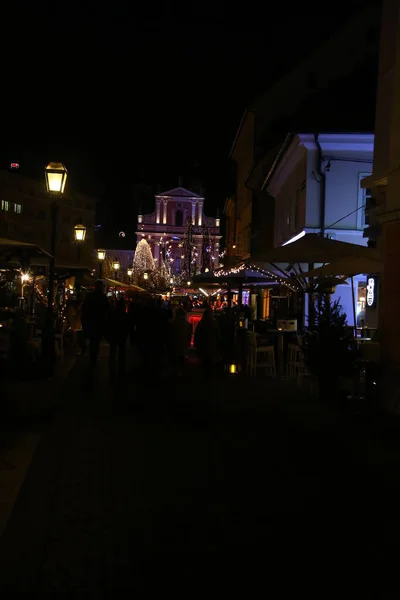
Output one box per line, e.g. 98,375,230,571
267,133,374,327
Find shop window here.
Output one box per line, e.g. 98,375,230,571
357,281,367,327
357,173,372,229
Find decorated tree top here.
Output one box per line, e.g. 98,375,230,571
201,225,213,273
133,238,155,272
181,218,196,279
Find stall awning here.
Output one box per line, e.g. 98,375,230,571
0,237,53,264
252,234,381,265
301,257,383,279
103,278,146,292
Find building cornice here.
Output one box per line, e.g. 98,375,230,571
298,132,374,153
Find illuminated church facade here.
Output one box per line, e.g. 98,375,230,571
135,187,221,274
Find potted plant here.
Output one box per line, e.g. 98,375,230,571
303,295,356,405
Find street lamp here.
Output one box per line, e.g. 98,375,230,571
144,272,149,280
74,223,87,243
113,259,120,275
43,161,68,361
74,223,87,264
113,259,120,297
127,267,133,284
97,249,106,278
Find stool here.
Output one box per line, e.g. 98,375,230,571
286,344,302,379
247,344,276,378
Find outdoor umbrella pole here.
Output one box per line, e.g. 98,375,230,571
351,276,357,337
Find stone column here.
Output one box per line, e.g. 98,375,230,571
156,199,161,224
198,201,203,226
191,202,196,224
163,199,168,225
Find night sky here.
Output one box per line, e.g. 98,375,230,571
1,0,374,229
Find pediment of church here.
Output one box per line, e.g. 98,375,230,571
155,187,204,200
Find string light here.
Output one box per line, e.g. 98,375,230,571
212,263,300,291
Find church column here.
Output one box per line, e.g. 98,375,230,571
156,199,161,224
163,199,168,225
191,201,196,224
198,201,203,226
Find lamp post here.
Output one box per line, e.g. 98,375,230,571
43,162,68,360
74,223,87,260
97,249,106,278
113,259,120,296
127,267,133,284
73,223,86,293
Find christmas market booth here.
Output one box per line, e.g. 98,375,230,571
192,262,300,322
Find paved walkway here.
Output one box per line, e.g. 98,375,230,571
0,345,400,594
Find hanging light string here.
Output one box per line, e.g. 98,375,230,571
212,263,300,291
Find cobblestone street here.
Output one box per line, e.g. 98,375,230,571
0,345,400,594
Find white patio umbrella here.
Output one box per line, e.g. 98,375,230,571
253,233,380,265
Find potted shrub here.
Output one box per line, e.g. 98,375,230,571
303,295,356,405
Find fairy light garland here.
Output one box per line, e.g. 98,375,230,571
212,263,300,291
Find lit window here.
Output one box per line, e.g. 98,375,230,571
14,203,22,214
1,200,9,211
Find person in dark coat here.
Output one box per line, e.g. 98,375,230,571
106,297,129,382
82,280,110,368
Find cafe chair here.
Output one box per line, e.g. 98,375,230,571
286,343,303,379
246,331,276,378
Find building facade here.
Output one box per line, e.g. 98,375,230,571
224,1,379,266
263,132,374,326
0,170,96,270
135,187,221,273
361,0,400,407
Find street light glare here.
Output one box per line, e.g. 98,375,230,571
45,162,68,194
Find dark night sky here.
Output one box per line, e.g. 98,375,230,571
1,1,373,227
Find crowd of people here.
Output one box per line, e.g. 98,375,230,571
78,280,241,382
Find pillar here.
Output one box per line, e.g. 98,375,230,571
198,201,203,226
156,199,161,224
238,282,243,306
191,202,196,224
163,199,168,225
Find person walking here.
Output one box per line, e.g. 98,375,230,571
194,309,220,380
169,307,192,377
82,280,110,370
106,297,129,383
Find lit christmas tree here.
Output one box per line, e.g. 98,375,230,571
201,225,213,273
133,239,155,272
181,218,197,280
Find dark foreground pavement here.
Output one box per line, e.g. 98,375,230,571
1,345,400,595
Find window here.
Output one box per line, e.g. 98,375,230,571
358,173,372,229
175,209,183,226
1,200,9,211
14,203,22,214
